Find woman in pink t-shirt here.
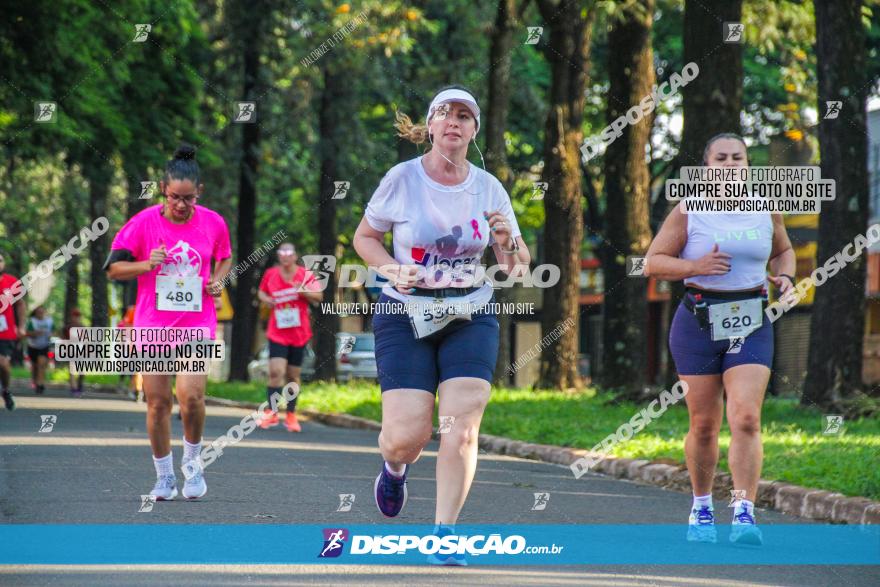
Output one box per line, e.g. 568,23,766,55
105,144,232,502
256,242,322,432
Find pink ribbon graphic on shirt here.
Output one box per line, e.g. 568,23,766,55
471,219,482,240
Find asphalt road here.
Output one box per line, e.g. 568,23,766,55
0,383,877,586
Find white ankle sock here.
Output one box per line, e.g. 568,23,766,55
153,453,174,477
183,438,202,463
385,462,405,477
693,494,713,509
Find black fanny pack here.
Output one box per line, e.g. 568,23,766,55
682,287,767,330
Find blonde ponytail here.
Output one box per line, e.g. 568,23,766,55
394,110,430,145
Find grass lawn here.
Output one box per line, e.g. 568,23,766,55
12,366,878,500
213,380,880,501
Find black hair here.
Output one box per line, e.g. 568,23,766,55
164,143,200,184
702,133,749,165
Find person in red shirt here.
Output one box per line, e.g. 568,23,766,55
0,254,26,410
257,242,322,431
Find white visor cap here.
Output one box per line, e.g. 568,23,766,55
425,89,481,135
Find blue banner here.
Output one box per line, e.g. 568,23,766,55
0,524,876,565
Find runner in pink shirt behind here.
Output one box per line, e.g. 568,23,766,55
105,143,232,502
257,242,322,432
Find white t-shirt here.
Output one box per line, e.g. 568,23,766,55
365,156,522,305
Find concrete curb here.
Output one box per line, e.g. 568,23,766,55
31,380,874,525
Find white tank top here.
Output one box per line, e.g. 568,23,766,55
679,208,773,291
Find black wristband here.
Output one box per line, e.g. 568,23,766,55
778,273,796,286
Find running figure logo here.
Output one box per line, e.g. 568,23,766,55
337,334,355,357
728,489,747,507
531,492,550,511
531,182,548,201
438,416,455,434
823,414,844,435
723,22,744,43
525,27,543,45
234,102,256,123
160,240,202,277
301,255,336,292
140,181,157,199
318,528,349,558
34,102,57,123
38,414,57,433
331,181,350,200
336,494,355,512
133,24,151,42
627,256,646,277
726,336,744,354
139,495,156,513
824,101,842,120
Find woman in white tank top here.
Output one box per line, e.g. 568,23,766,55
644,134,796,545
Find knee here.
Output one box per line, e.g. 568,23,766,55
380,427,430,463
268,370,285,386
441,421,479,454
179,393,203,414
730,412,761,436
147,396,172,417
689,419,720,444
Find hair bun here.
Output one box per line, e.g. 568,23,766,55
173,143,196,160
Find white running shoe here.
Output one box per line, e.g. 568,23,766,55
687,505,717,543
181,461,207,499
730,508,763,546
150,474,178,501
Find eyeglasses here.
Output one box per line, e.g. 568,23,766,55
278,250,296,256
166,192,198,205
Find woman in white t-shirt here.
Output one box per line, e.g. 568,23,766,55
353,86,530,562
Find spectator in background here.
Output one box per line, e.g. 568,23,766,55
25,306,53,395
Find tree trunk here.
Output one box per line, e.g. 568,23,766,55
228,22,262,381
601,0,655,395
803,0,870,407
536,0,596,390
486,0,517,385
664,0,743,387
85,159,112,327
312,64,346,381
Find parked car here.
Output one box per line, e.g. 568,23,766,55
336,332,377,381
247,332,377,382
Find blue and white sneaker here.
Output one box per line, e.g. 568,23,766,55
150,474,178,501
730,508,763,546
687,505,717,543
374,463,408,518
426,525,467,566
181,461,207,499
